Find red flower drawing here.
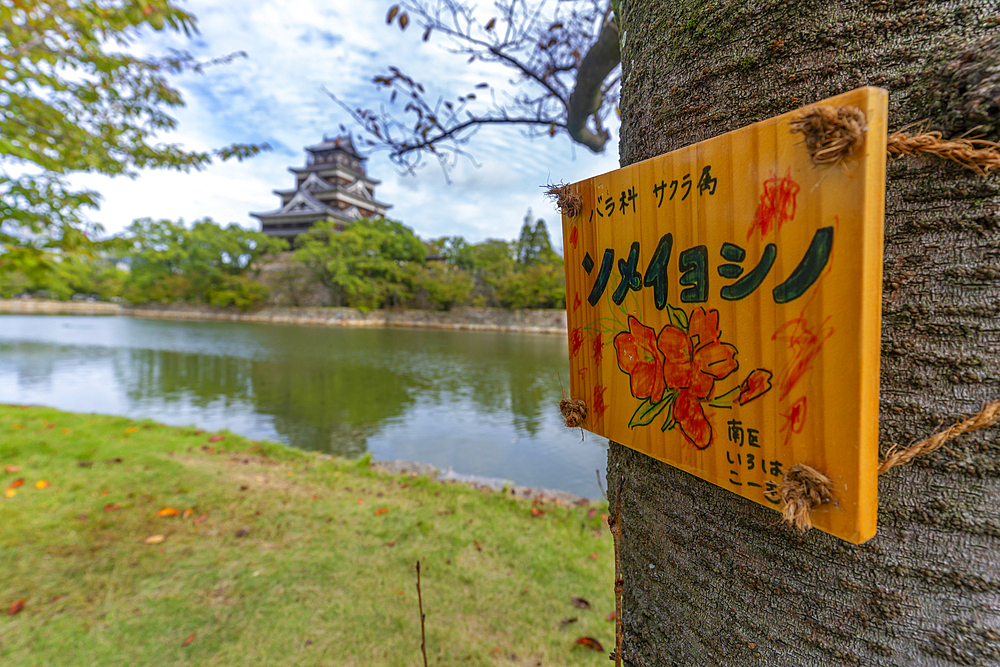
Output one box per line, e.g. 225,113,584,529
738,369,773,405
614,317,666,403
611,307,763,451
656,308,738,448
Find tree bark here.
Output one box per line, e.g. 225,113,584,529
612,1,1000,665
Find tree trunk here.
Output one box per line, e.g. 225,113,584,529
611,1,1000,664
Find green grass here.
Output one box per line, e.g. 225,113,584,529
0,405,615,666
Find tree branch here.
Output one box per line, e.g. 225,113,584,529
566,18,620,152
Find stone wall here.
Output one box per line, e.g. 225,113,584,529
0,300,567,334
0,299,120,316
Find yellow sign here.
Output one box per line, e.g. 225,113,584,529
562,87,886,543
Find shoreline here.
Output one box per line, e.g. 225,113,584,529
370,459,595,506
0,299,567,335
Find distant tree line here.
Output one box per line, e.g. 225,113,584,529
0,211,565,311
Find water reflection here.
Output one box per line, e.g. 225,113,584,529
0,315,608,497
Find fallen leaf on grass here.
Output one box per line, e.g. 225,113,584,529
570,597,591,610
589,552,599,560
158,507,180,517
383,541,396,547
12,424,23,430
105,458,122,464
193,514,208,525
183,508,193,517
235,529,249,537
124,426,139,434
574,637,604,651
103,503,122,512
61,428,71,434
530,507,545,517
76,461,93,467
8,478,23,489
374,508,389,515
560,616,578,630
239,485,249,491
356,499,364,505
606,612,617,621
193,430,204,436
143,535,165,544
473,540,482,552
311,495,320,501
35,480,49,489
182,633,195,646
45,423,54,429
3,488,15,498
100,489,109,495
208,435,225,443
9,599,26,615
4,465,20,474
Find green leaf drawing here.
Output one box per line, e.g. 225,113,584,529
708,385,741,409
665,302,688,330
660,393,678,432
629,394,673,429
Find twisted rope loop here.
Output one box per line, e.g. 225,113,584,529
559,398,588,428
780,400,1000,532
544,183,583,218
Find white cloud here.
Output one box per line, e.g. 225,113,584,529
68,0,620,248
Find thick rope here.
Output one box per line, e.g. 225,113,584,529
780,400,1000,532
878,399,1000,475
544,183,583,218
559,398,588,428
792,104,1000,174
779,464,834,532
887,131,1000,176
789,105,868,166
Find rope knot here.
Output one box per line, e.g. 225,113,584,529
559,398,588,428
545,183,583,218
789,105,868,166
779,463,833,532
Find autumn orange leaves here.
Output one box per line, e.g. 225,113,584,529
4,471,48,498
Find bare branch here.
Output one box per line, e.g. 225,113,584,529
335,0,620,175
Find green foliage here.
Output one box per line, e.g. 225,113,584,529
293,218,427,310
0,254,124,300
121,218,284,309
497,261,567,309
516,209,558,266
0,0,269,272
412,263,474,310
426,218,565,309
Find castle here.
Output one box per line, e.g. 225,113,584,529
251,135,391,245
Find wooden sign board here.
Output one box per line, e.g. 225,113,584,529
562,87,886,543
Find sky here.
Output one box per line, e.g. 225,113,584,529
71,0,620,252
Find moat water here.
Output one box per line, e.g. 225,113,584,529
0,315,609,497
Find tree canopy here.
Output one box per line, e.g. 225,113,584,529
0,0,268,274
121,217,285,309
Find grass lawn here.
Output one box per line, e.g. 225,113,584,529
0,405,615,666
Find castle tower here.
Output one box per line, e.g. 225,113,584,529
251,135,392,245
